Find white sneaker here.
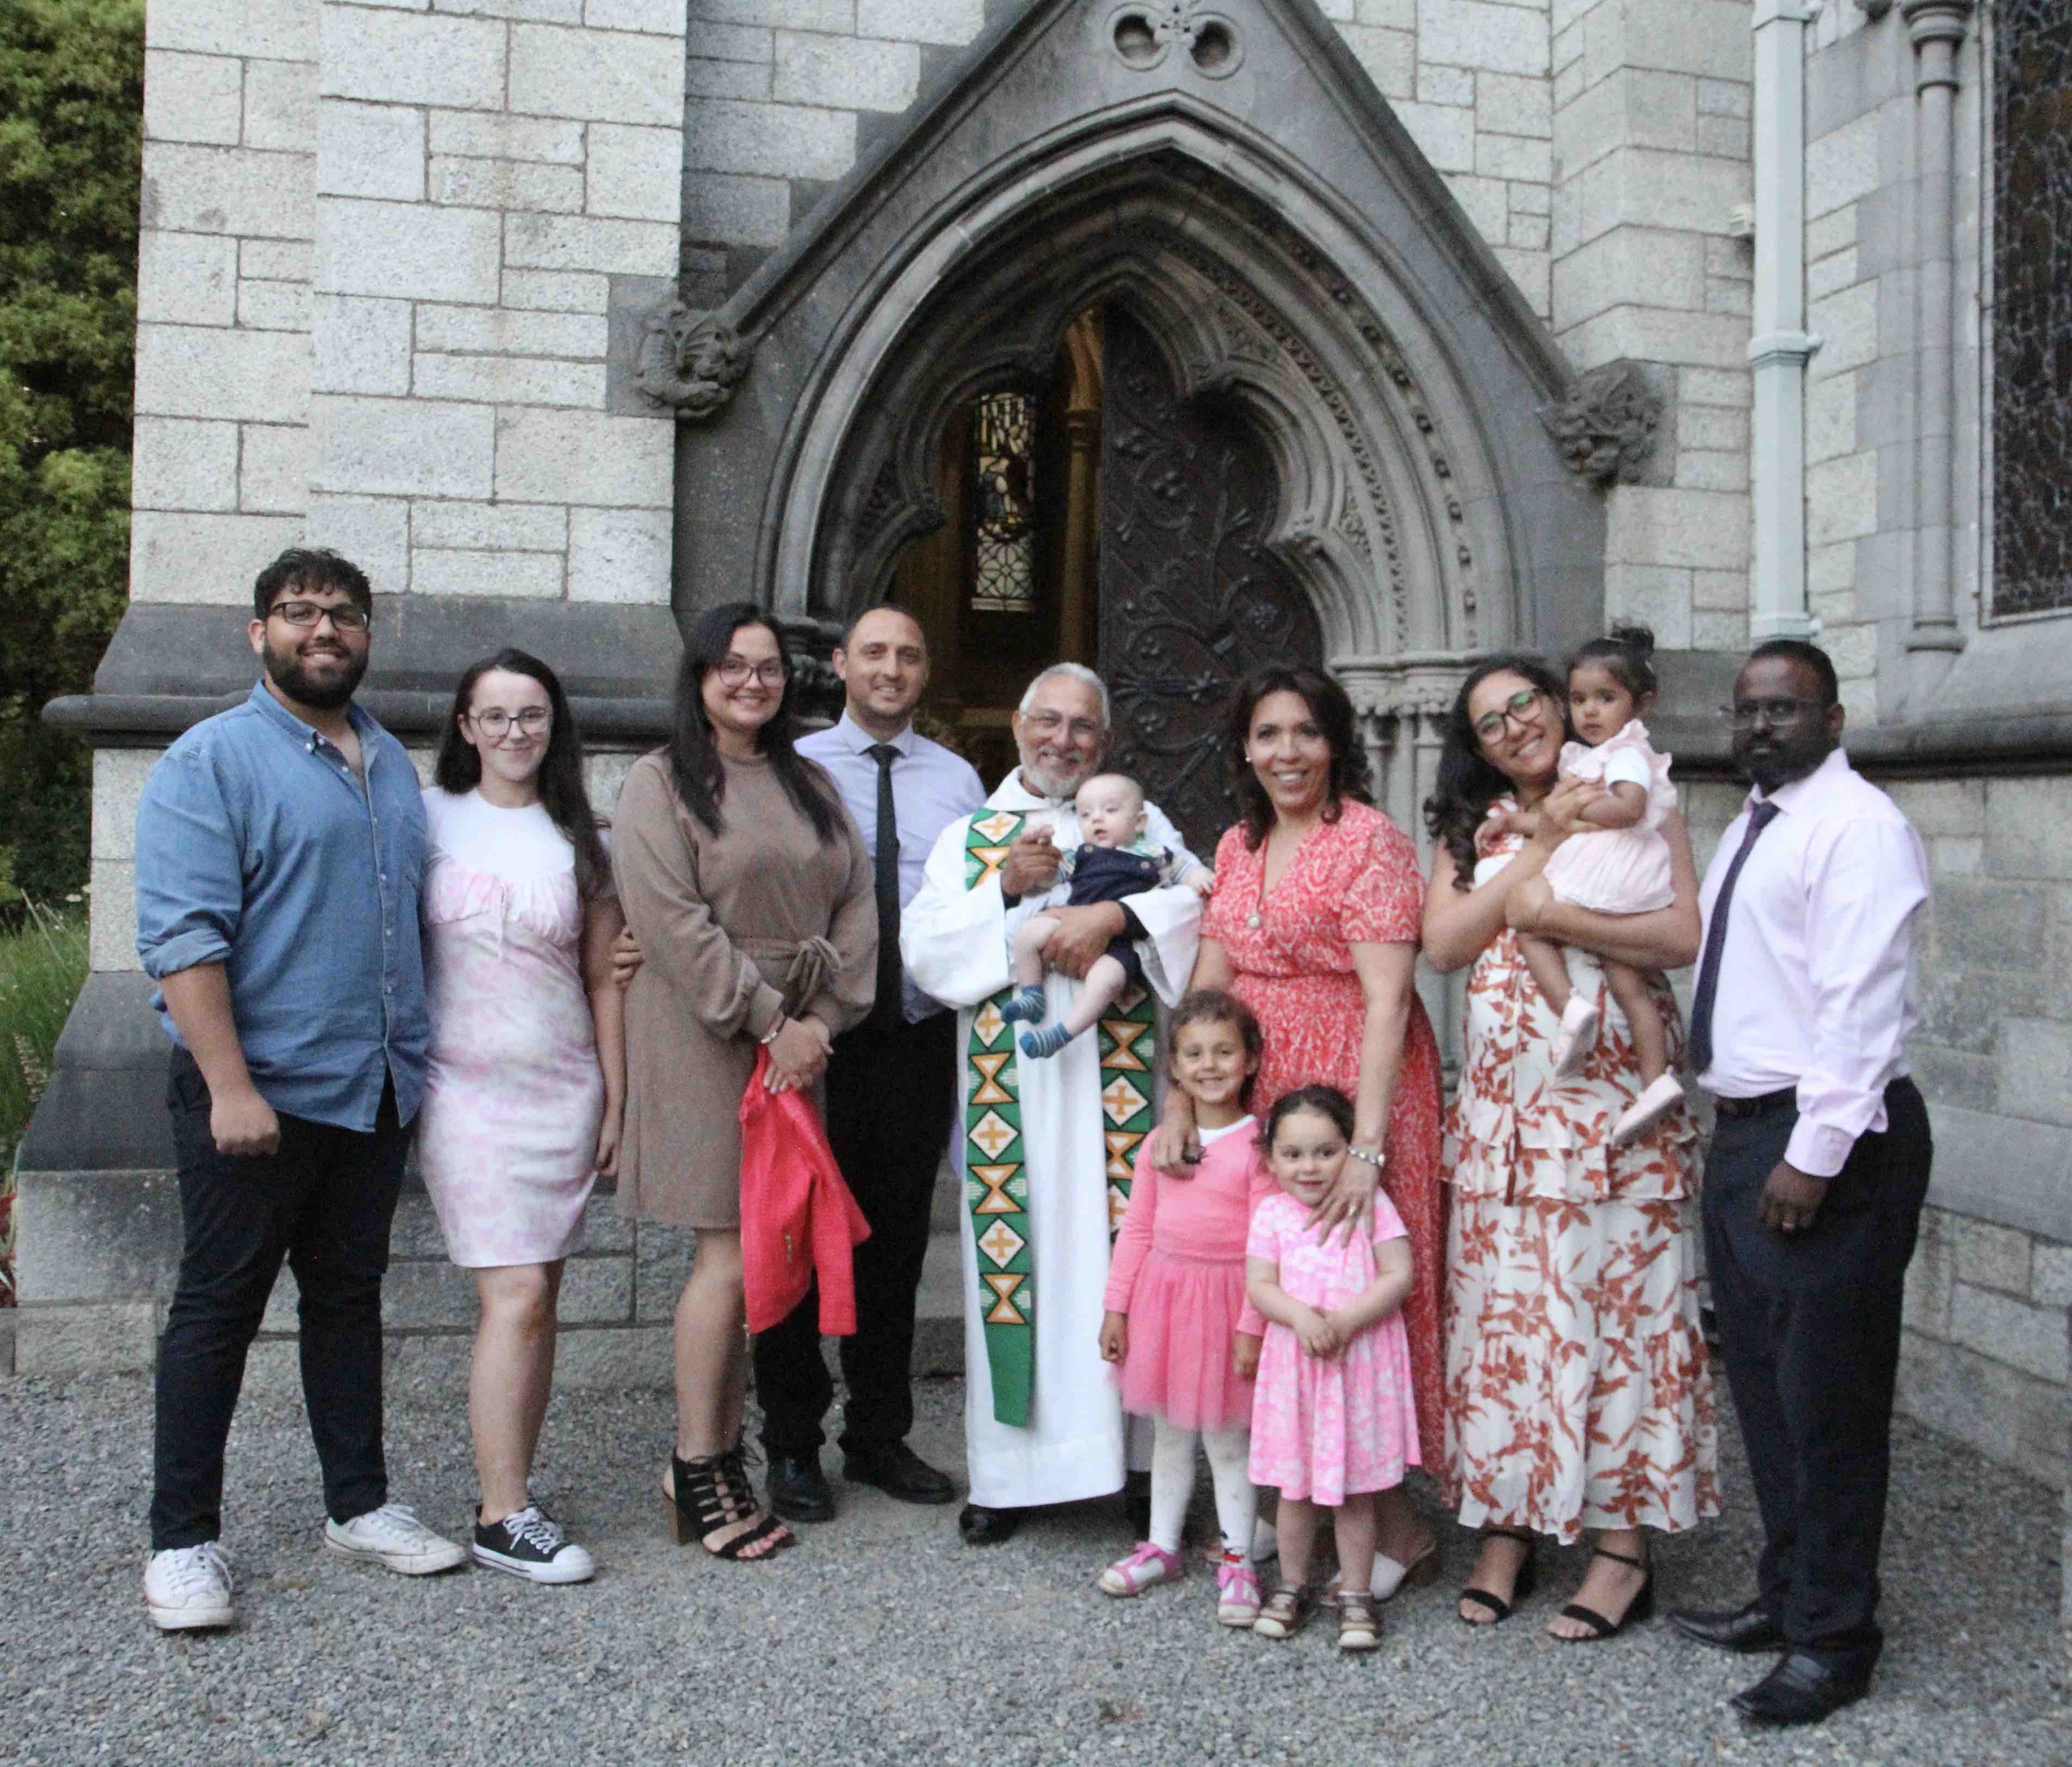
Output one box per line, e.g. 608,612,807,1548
144,1541,236,1631
324,1502,468,1575
473,1504,596,1585
1549,995,1600,1081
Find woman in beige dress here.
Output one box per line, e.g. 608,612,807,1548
614,601,876,1561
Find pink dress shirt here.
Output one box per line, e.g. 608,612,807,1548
1696,746,1928,1177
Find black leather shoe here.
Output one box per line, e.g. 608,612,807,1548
843,1443,956,1505
1730,1651,1872,1725
1668,1597,1787,1654
957,1503,1020,1546
765,1452,834,1523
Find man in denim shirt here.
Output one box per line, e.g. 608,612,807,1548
135,548,465,1632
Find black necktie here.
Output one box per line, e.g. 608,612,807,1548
867,744,903,1032
1685,800,1782,1077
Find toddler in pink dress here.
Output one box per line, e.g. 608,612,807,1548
1245,1086,1418,1653
1097,991,1272,1628
1480,625,1683,1145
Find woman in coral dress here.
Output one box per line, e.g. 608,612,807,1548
1151,664,1445,1596
1422,653,1718,1642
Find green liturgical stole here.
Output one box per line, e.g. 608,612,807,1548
961,810,1158,1426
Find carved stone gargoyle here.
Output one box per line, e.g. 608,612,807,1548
635,303,750,423
1539,359,1663,487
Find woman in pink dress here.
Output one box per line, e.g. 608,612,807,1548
418,648,625,1584
1422,653,1718,1641
1151,664,1445,1596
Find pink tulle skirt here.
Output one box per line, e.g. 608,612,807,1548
1120,1250,1255,1432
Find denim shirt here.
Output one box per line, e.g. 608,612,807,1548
135,681,430,1131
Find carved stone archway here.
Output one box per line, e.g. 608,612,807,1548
669,0,1609,844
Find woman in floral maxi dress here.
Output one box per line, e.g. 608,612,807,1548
1153,665,1446,1594
1422,654,1719,1641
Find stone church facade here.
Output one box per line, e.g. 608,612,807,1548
15,0,2070,1605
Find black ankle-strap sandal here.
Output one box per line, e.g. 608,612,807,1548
1457,1527,1539,1625
665,1447,794,1561
1552,1543,1655,1642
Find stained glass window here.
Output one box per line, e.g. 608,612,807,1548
971,390,1036,615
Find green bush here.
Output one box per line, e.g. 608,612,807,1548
0,1,144,904
0,903,89,1303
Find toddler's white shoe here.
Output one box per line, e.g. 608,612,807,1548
1549,995,1600,1081
144,1541,235,1632
1612,1072,1685,1145
324,1502,467,1575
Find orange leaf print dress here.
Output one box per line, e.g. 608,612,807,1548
1203,801,1448,1468
1439,813,1720,1544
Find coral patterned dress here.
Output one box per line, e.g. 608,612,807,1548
1202,800,1447,1468
1440,813,1720,1543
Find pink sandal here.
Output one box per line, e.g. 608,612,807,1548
1097,1541,1184,1597
1215,1557,1262,1627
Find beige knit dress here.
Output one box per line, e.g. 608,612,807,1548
612,747,876,1229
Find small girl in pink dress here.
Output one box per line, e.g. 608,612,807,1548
1245,1085,1418,1653
1480,625,1682,1144
1097,990,1273,1628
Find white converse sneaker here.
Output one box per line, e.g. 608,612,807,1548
144,1541,235,1631
473,1504,596,1585
324,1502,468,1575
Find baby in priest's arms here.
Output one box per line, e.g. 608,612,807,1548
1000,771,1212,1059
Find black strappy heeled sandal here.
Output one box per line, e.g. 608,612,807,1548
1457,1527,1539,1626
1551,1542,1654,1642
665,1442,795,1561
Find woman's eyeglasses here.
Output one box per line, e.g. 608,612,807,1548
1471,688,1544,741
716,657,788,686
468,707,552,737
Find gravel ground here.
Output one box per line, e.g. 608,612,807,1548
2,1369,2065,1766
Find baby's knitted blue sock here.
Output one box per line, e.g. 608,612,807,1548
1018,1021,1075,1059
998,984,1047,1025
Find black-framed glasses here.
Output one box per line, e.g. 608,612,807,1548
1719,697,1823,728
1472,687,1544,741
716,656,787,686
467,706,552,738
269,599,370,631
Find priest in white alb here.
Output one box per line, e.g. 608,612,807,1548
901,664,1204,1545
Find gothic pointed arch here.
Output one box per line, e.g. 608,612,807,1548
671,0,1606,723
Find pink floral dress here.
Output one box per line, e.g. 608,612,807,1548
417,789,606,1268
1202,799,1447,1466
1440,813,1720,1543
1246,1189,1419,1505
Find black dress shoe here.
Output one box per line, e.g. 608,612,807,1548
957,1503,1020,1546
765,1452,834,1523
1730,1651,1872,1725
843,1443,956,1505
1667,1597,1786,1653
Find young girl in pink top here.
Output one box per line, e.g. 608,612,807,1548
1097,990,1274,1627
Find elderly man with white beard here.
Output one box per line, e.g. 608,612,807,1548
901,664,1205,1546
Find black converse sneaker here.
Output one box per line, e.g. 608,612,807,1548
472,1504,596,1584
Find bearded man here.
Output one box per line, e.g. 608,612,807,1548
901,664,1205,1545
134,548,463,1633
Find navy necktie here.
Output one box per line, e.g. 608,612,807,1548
1685,800,1782,1078
867,745,903,1033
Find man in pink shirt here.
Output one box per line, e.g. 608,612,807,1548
1667,640,1932,1727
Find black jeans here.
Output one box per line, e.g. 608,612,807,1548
752,1011,957,1459
1700,1077,1932,1672
150,1048,411,1550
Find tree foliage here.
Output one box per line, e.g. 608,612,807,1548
0,0,144,903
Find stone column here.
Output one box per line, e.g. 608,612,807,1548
1900,0,1975,700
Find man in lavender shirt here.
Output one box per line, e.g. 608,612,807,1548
753,606,985,1522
